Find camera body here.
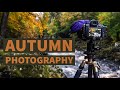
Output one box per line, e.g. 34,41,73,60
82,20,107,40
70,20,107,41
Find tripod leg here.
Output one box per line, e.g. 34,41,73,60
88,64,93,78
93,67,99,78
93,61,100,78
74,60,86,78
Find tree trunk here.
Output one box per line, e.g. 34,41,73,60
0,12,9,49
116,31,120,41
0,12,9,38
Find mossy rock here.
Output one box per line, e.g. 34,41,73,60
0,50,4,56
0,64,6,72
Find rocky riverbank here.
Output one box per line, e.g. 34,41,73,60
48,50,120,78
1,47,120,78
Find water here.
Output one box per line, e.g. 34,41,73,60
48,50,120,78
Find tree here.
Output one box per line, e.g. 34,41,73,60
34,12,49,38
0,12,9,38
0,12,9,49
7,12,43,38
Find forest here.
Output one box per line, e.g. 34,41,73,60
0,12,120,78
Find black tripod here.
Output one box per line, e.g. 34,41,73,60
74,37,100,78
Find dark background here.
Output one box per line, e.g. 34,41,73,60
0,0,120,88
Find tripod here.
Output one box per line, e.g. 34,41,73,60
74,37,100,78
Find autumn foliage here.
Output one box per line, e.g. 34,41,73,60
0,12,49,38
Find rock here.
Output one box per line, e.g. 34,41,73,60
65,66,68,68
100,73,118,78
116,70,120,74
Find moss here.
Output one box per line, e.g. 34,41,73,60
0,64,63,78
0,50,4,56
11,70,23,78
0,64,6,72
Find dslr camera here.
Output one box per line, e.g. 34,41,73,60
70,20,107,40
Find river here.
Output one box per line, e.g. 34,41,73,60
48,49,120,78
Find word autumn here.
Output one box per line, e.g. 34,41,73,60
3,39,75,65
4,39,74,52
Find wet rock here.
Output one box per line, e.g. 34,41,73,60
116,70,120,74
65,66,68,68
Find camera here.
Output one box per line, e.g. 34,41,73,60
70,20,107,40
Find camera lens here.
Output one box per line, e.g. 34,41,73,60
90,20,98,27
93,21,97,24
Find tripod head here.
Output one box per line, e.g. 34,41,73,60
84,36,100,61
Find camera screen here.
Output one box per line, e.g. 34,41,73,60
89,27,101,37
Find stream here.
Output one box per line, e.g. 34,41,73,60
48,49,120,78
